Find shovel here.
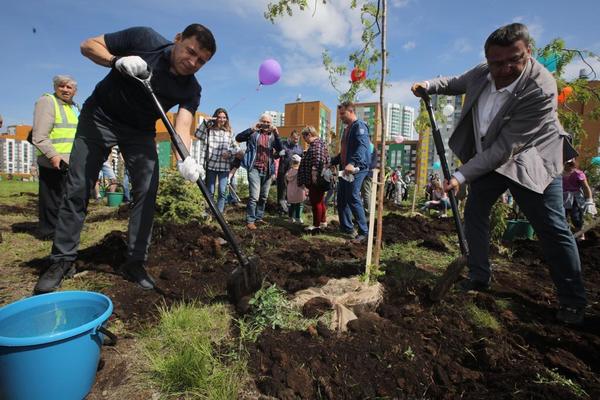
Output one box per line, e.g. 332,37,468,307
416,89,470,302
135,70,261,304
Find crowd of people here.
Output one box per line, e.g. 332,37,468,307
24,21,598,325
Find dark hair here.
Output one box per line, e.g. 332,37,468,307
338,101,355,112
211,107,231,132
484,23,531,55
182,23,217,57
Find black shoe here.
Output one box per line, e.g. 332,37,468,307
34,260,76,293
458,279,490,293
556,306,584,325
119,261,155,290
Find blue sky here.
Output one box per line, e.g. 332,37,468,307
1,0,599,133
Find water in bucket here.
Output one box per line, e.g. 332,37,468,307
0,299,103,339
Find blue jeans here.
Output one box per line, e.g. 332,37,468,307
465,172,586,308
337,170,368,236
205,170,228,213
246,168,272,223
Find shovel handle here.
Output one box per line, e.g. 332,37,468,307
137,74,251,269
420,90,469,257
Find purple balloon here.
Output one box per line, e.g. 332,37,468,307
258,59,282,85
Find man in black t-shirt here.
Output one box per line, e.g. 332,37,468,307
35,24,216,293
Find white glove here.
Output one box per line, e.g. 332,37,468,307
322,168,333,182
584,199,597,215
115,56,148,77
279,150,286,156
177,157,201,182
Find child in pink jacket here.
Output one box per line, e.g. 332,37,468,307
286,154,306,223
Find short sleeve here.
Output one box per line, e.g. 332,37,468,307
104,27,167,56
178,84,201,114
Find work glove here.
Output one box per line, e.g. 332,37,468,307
279,149,286,156
584,199,597,215
115,56,148,78
177,157,201,182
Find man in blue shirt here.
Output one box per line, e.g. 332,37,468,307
331,101,372,243
35,24,216,293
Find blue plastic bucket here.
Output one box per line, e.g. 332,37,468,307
0,291,114,400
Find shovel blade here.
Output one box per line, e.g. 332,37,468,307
429,256,467,302
227,257,262,304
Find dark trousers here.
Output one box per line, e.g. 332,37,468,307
38,166,68,237
465,172,586,308
337,170,369,236
51,117,159,264
276,167,288,212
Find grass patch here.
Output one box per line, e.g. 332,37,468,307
139,301,246,399
380,238,458,271
494,298,512,311
61,272,113,292
534,368,589,398
465,303,501,331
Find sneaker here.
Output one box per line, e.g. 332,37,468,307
119,261,155,290
34,260,76,293
255,219,268,225
350,234,367,244
457,279,490,293
319,222,328,229
305,225,318,232
246,223,257,230
556,306,584,325
343,230,358,239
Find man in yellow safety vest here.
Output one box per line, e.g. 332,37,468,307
31,75,79,240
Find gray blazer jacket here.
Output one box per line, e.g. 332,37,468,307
427,58,573,194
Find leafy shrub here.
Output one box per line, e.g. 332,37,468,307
155,168,205,224
489,200,510,243
239,284,310,341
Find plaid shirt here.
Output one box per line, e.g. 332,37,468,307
253,131,271,173
298,138,329,187
198,128,239,172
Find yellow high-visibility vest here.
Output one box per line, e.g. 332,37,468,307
37,93,78,157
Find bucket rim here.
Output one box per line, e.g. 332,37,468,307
0,291,113,347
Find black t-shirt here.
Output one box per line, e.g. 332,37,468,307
83,27,201,133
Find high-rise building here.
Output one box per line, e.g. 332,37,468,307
278,101,331,143
264,110,285,127
0,125,35,177
384,103,415,140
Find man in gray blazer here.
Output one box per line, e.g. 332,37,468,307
412,23,586,324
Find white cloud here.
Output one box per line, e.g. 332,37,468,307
392,0,411,7
362,80,418,109
402,41,416,50
453,38,472,54
438,38,473,62
273,0,364,57
563,56,600,81
512,16,544,42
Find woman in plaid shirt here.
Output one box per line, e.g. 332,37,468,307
298,125,330,232
196,108,239,212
